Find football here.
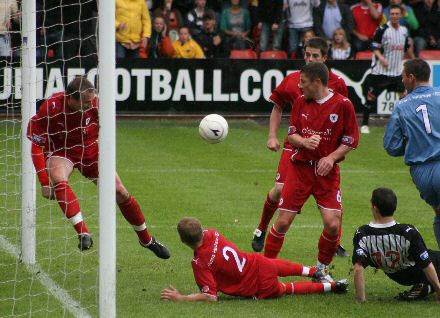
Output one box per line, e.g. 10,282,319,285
198,114,229,144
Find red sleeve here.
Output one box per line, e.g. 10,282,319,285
192,260,218,297
31,143,49,186
27,101,49,147
288,99,301,136
338,80,348,98
269,77,291,109
341,99,360,149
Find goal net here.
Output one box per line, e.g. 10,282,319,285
0,1,115,317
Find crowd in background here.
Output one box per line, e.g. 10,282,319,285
0,0,439,59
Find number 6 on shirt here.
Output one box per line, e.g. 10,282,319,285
223,246,247,272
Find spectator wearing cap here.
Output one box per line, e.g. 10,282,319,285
173,26,206,58
194,10,229,58
258,0,285,52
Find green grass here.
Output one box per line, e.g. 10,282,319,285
1,120,439,317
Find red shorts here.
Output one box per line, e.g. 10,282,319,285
274,148,293,184
47,143,99,179
278,160,342,213
255,255,285,299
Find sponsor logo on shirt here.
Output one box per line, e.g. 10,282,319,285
207,231,220,268
301,127,332,137
420,250,429,261
330,114,338,123
341,135,354,145
288,125,296,135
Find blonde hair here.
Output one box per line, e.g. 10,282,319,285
332,28,349,50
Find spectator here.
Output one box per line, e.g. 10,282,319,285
61,0,98,61
37,0,62,58
329,28,354,59
173,26,206,58
153,0,184,42
295,29,316,59
0,0,19,57
142,15,175,58
285,0,320,55
351,0,383,52
313,0,355,42
187,0,209,35
258,0,285,52
193,10,229,58
221,0,252,50
412,0,440,56
383,0,419,31
116,0,151,58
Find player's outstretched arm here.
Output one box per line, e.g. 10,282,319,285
422,263,440,303
161,286,217,302
267,104,283,151
353,263,367,303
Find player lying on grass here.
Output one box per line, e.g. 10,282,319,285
27,76,170,259
160,217,348,302
353,188,440,303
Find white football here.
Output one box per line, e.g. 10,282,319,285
199,114,229,144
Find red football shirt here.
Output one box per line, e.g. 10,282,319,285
270,70,349,148
351,3,382,39
288,92,359,161
191,229,261,298
27,92,99,156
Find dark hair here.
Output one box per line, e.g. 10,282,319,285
301,62,329,86
371,188,397,217
390,4,403,11
404,58,431,82
177,217,204,247
202,9,216,21
66,76,95,100
304,37,329,57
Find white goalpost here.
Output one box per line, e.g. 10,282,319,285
1,0,116,316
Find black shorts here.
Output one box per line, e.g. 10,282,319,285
362,74,405,100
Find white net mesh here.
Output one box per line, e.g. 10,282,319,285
0,1,100,316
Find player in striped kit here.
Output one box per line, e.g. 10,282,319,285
360,4,414,134
384,58,440,249
353,188,440,302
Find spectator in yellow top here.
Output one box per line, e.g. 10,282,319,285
173,26,205,58
116,0,152,58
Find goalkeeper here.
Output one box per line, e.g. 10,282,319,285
27,76,170,259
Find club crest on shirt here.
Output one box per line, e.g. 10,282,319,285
420,251,429,261
329,114,338,123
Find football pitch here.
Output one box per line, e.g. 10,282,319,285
1,119,439,317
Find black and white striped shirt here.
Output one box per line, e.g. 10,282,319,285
371,22,409,76
352,221,432,285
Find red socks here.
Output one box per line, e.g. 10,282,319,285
257,193,278,232
271,258,317,278
264,225,286,258
118,195,152,245
284,282,334,295
318,230,339,265
53,181,89,235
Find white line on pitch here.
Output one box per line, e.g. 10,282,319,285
121,168,406,174
0,235,92,318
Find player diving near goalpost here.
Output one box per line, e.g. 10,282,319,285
384,58,440,249
353,188,440,303
27,76,170,258
160,217,348,302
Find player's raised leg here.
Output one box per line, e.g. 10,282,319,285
115,174,170,259
48,156,93,251
264,210,297,258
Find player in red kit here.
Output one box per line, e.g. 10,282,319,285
263,63,359,281
27,77,170,258
252,37,349,257
160,217,348,302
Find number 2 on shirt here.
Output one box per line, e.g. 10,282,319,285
416,104,432,134
222,246,246,272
